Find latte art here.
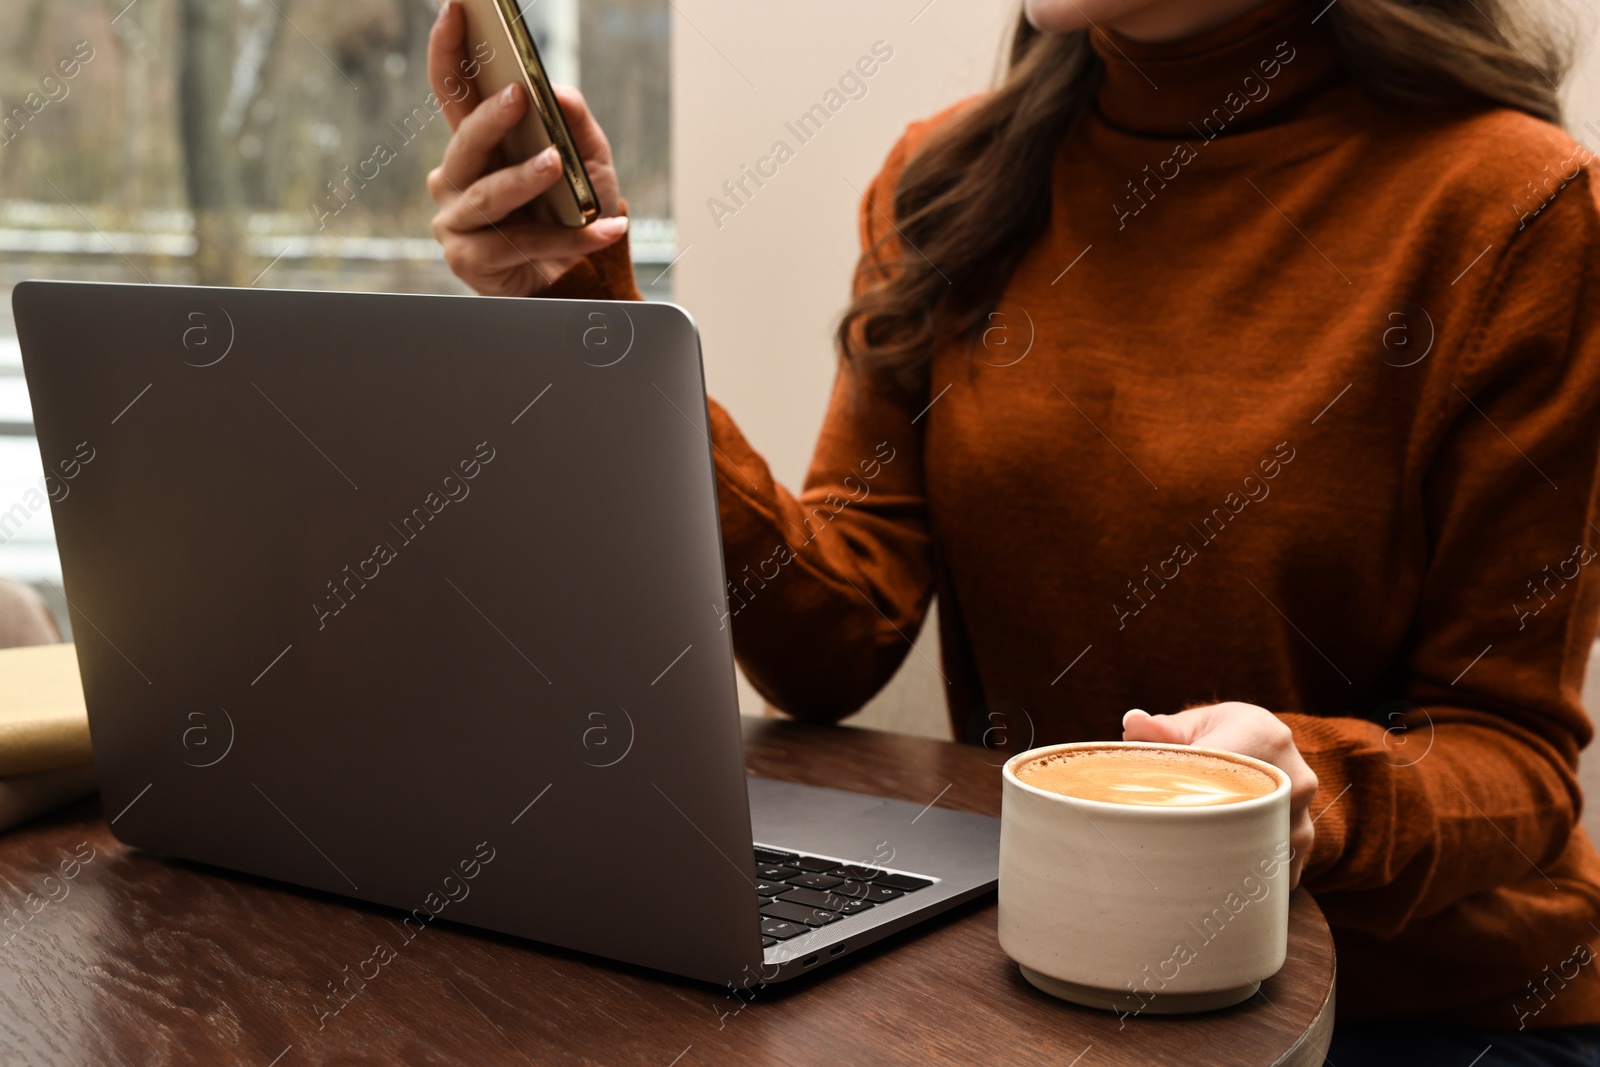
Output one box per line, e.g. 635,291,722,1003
1015,747,1276,807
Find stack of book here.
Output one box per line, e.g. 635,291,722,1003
0,644,97,831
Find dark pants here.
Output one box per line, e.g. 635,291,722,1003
1327,1022,1600,1066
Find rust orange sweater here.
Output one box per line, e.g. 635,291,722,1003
548,0,1600,1029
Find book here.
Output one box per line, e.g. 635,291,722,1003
0,643,93,778
0,763,96,833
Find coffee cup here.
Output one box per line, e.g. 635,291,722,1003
998,741,1292,1015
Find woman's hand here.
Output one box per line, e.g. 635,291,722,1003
426,0,628,297
1122,702,1318,887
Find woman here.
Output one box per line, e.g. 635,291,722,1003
426,0,1600,1060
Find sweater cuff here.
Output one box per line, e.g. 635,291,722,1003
1280,711,1364,883
542,199,644,302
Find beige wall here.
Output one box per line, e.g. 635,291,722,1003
670,1,1600,740
1571,4,1600,144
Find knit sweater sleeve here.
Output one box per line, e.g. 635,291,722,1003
1284,170,1600,937
707,129,939,719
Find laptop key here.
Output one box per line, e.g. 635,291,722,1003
761,901,839,927
876,872,934,892
833,880,902,903
755,880,788,897
787,855,840,873
756,864,801,881
762,937,777,947
830,865,888,881
778,887,873,913
754,847,798,864
835,898,873,916
785,872,844,891
760,917,808,940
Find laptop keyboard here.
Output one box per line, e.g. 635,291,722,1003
753,845,935,946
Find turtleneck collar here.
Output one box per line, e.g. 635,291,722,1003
1090,0,1347,139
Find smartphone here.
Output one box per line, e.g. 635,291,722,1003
456,0,601,228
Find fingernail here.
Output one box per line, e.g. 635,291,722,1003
1122,709,1147,726
435,0,453,24
531,147,560,174
592,216,629,239
500,84,518,108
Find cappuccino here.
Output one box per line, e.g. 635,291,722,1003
1015,746,1275,808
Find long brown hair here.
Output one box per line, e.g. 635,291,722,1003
837,0,1572,380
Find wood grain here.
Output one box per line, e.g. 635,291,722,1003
0,717,1334,1066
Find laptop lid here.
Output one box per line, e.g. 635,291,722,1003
15,281,761,985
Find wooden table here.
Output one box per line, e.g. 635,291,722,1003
0,717,1335,1066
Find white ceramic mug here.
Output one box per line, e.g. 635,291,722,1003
998,741,1292,1016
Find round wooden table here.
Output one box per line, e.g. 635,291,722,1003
0,717,1335,1066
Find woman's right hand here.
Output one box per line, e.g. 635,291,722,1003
426,0,630,297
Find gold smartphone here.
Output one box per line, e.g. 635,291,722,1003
456,0,601,228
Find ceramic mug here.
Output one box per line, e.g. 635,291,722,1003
997,741,1292,1015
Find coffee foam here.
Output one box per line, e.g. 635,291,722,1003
1015,747,1276,808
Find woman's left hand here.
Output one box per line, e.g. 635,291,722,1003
1122,703,1318,887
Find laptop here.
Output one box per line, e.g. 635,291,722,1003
13,280,999,987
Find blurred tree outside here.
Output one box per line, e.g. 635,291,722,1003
178,0,247,284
